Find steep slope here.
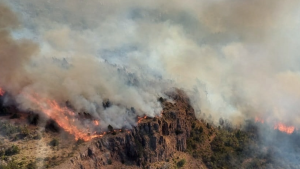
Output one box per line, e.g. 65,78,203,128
56,89,202,169
2,90,300,169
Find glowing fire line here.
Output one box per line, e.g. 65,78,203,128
0,88,147,141
274,123,295,134
255,117,295,134
25,93,104,141
0,88,4,96
137,115,147,124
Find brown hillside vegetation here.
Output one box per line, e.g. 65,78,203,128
1,90,300,169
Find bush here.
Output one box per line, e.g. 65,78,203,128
108,125,113,132
177,159,186,168
206,123,211,129
49,138,59,147
5,145,20,156
199,126,204,133
20,126,30,136
158,97,165,103
10,113,20,119
76,139,85,145
27,113,39,126
26,161,37,169
33,133,42,140
0,122,21,137
192,122,196,129
193,136,202,143
0,160,19,169
107,159,112,165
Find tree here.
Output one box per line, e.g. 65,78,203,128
219,118,224,126
108,125,114,132
49,138,59,147
177,159,186,168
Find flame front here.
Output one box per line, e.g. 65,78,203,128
274,123,295,134
137,115,147,124
93,120,99,126
255,117,264,124
0,88,143,141
255,116,295,134
0,88,4,96
25,93,103,141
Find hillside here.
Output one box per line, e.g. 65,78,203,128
1,90,300,169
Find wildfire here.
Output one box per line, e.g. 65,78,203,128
0,87,144,141
0,88,4,96
274,123,295,134
93,120,99,126
255,117,264,124
137,115,147,124
255,116,295,134
25,93,103,141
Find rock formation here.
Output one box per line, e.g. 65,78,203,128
60,90,197,169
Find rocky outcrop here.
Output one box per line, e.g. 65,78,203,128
64,90,197,169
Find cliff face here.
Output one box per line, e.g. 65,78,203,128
63,90,197,169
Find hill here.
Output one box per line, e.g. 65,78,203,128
1,90,300,169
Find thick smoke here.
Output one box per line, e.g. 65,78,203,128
1,0,300,129
0,3,38,96
0,2,165,129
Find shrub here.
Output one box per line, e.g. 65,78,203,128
0,122,21,137
26,161,37,169
76,139,85,145
49,138,59,147
192,122,196,129
0,149,4,156
33,133,42,140
10,113,20,119
177,159,186,168
108,125,113,132
193,136,202,143
107,159,112,165
20,126,30,136
5,145,20,156
158,97,163,102
206,123,211,129
0,160,19,169
198,126,204,133
27,113,39,126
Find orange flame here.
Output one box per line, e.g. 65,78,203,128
0,88,4,96
137,115,147,124
255,117,264,124
255,117,295,134
0,88,137,141
25,93,103,141
93,120,99,126
274,123,295,134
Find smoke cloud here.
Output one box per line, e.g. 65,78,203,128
1,0,300,130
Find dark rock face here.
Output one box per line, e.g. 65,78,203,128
67,90,196,168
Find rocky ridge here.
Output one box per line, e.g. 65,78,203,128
60,90,197,169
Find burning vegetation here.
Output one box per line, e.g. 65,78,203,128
24,93,103,141
1,0,300,168
1,89,300,169
274,123,295,134
0,88,4,96
255,116,296,134
0,87,152,142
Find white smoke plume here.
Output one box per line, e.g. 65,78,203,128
1,0,300,129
